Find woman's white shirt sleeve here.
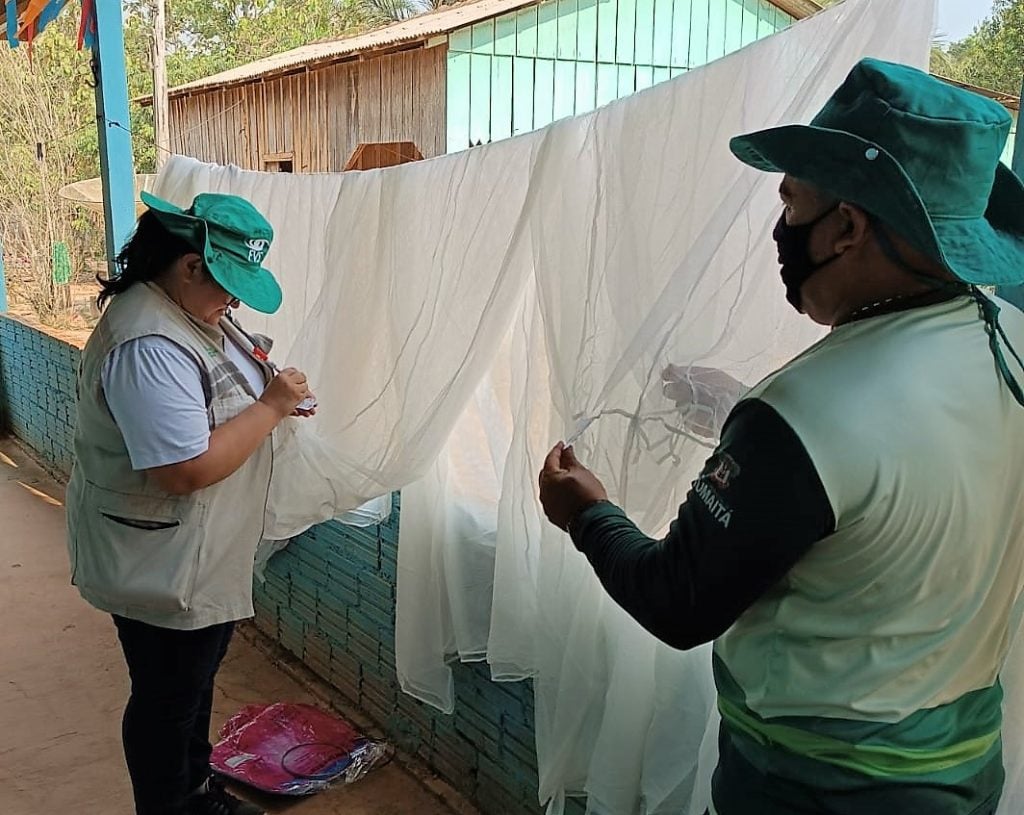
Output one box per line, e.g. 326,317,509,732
101,336,211,471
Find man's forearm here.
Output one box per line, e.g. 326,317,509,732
572,503,718,650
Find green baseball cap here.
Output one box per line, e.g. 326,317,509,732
729,58,1024,289
140,191,283,314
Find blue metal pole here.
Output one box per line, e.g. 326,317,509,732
996,74,1024,310
92,0,136,278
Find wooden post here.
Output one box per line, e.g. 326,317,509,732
93,0,136,278
152,0,170,170
1013,74,1024,180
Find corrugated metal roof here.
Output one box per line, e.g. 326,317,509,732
167,0,544,97
163,0,821,99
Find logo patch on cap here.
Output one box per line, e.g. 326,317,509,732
245,238,270,265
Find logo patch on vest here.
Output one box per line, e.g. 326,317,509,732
245,238,270,264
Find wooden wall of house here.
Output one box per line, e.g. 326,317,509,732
167,44,448,172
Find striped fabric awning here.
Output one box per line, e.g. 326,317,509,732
3,0,95,51
0,0,28,27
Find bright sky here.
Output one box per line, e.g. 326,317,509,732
937,0,993,42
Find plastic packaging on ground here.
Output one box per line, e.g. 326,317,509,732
211,702,391,796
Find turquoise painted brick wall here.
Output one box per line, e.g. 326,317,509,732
0,313,583,815
0,316,79,476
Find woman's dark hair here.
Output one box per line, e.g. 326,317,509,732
97,211,200,309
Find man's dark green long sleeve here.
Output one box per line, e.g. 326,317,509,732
569,398,835,649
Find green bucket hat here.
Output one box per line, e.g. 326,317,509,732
140,191,283,314
729,58,1024,289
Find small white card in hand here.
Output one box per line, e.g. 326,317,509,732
297,396,318,411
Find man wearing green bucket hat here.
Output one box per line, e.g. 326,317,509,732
540,59,1024,813
67,191,315,815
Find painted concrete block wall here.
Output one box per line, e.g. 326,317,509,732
0,314,579,815
0,316,79,476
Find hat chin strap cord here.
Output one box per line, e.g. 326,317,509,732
973,292,1024,407
873,223,1024,408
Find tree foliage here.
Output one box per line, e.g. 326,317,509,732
0,18,100,319
123,0,376,87
933,0,1023,95
1,0,385,323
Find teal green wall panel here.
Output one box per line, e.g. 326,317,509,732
554,60,578,119
634,0,656,66
596,62,618,106
596,0,617,62
576,0,598,61
616,0,637,65
706,1,727,63
517,7,539,56
447,0,795,151
448,52,472,150
689,0,710,67
671,0,693,68
534,59,556,128
636,64,655,92
740,0,759,46
472,20,495,53
450,26,472,52
575,61,598,111
757,0,775,38
616,63,634,96
557,0,579,59
651,0,673,66
470,53,492,143
495,14,518,55
724,0,743,56
513,56,537,134
537,1,558,58
492,56,515,139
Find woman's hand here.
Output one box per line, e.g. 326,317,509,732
259,368,310,419
150,369,315,495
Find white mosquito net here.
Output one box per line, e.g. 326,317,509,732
153,3,1024,811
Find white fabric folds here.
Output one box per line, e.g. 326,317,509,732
148,2,1024,812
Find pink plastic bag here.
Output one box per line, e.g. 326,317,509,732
211,702,390,796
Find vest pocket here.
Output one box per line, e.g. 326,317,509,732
72,481,207,614
100,513,181,532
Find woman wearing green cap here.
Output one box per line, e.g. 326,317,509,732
66,192,313,815
540,60,1024,814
